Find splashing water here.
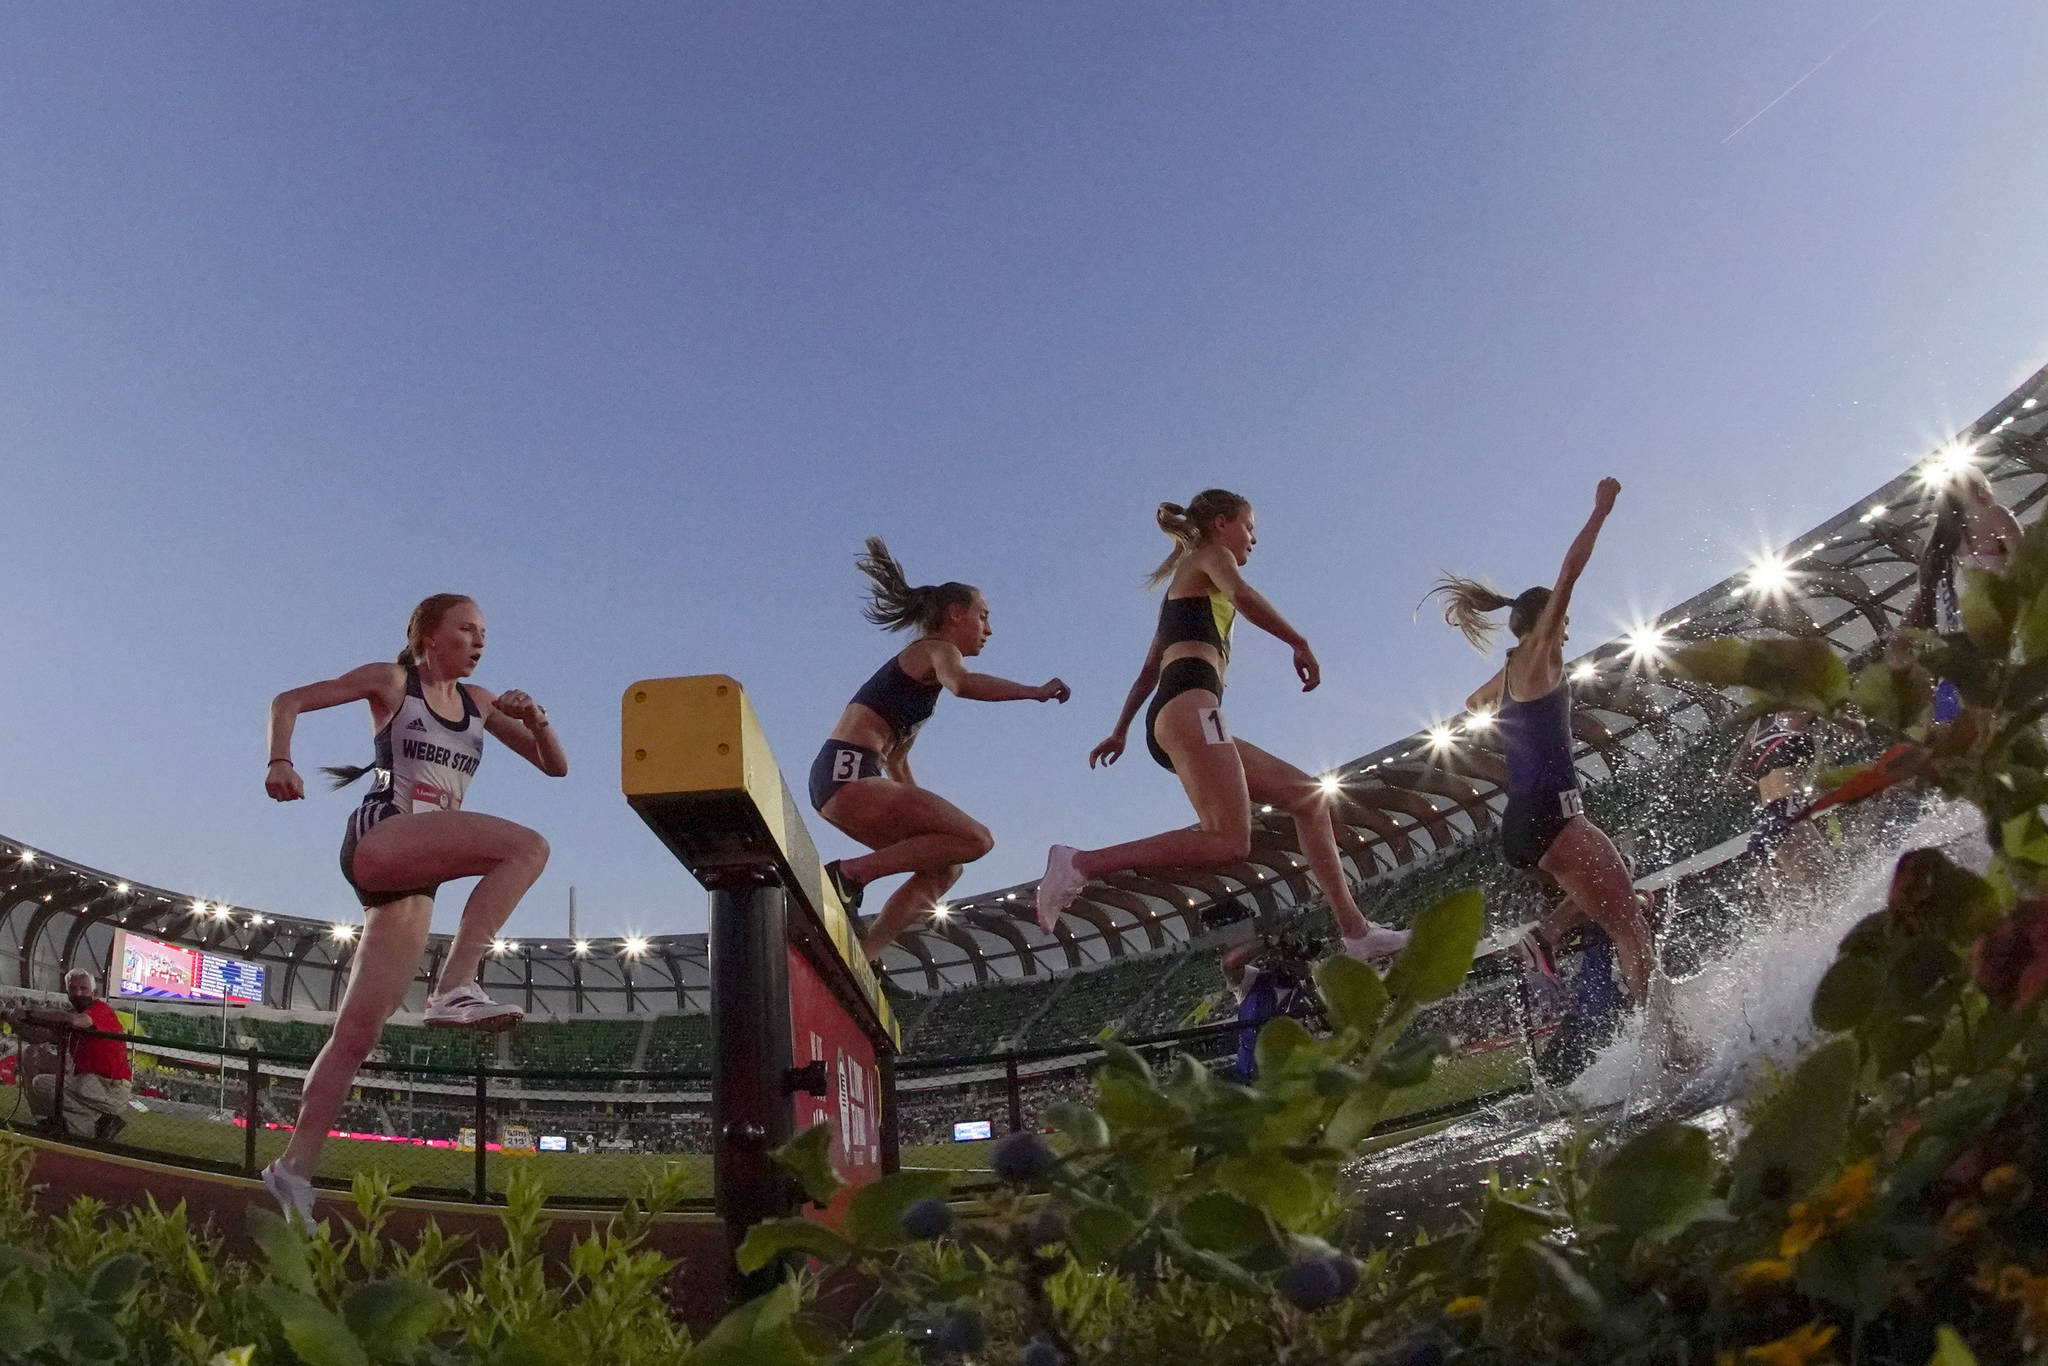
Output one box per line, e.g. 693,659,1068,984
1570,798,1983,1110
1344,798,1985,1240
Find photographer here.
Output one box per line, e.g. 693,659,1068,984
1221,930,1324,1083
3,972,132,1140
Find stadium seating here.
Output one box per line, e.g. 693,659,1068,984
136,1010,228,1051
375,1024,493,1070
507,1019,644,1086
643,1013,712,1074
901,975,1059,1059
1022,957,1170,1047
244,1017,333,1061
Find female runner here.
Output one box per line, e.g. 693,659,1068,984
1427,477,1659,1007
259,593,566,1220
1037,490,1409,962
1906,462,2023,722
813,539,1069,959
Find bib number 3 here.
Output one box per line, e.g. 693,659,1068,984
832,749,862,782
1200,707,1232,745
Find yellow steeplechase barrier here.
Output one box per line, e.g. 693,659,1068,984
623,674,900,1303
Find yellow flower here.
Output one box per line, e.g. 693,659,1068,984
1981,1164,2022,1202
1780,1160,1877,1259
1940,1201,1986,1244
1743,1320,1839,1366
1444,1295,1485,1318
1726,1259,1795,1294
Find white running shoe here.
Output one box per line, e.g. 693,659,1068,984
1035,845,1085,932
1515,931,1557,981
1341,924,1410,961
423,984,524,1030
262,1161,316,1226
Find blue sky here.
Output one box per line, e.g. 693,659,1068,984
3,3,2043,940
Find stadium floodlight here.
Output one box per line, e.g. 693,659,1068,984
621,935,649,957
1425,725,1455,751
18,850,34,865
931,902,952,920
1622,622,1670,665
210,904,232,920
1571,661,1599,683
1917,441,1978,489
1742,550,1798,600
114,882,129,894
491,938,512,954
1860,503,1889,524
1259,804,1275,814
1463,707,1495,731
572,939,590,956
330,923,356,942
1318,773,1342,795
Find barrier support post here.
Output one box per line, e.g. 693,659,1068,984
243,1047,260,1176
709,876,795,1301
878,1053,900,1175
472,1070,489,1203
1005,1055,1024,1134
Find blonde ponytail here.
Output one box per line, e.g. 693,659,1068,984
1145,489,1251,589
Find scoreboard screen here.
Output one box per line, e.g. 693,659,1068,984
114,930,266,1005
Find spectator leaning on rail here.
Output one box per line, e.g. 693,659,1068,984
12,971,133,1140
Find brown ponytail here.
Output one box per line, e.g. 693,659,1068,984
1424,573,1554,650
1145,488,1251,588
855,538,979,634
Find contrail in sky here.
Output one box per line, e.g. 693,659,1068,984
1722,4,1894,144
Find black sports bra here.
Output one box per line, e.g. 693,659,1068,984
849,656,943,743
1157,592,1235,662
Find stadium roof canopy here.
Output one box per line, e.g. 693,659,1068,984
6,362,2048,1008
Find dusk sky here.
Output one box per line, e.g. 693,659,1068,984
3,3,2044,941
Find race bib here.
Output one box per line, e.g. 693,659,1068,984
1558,788,1584,819
1200,707,1232,745
831,748,862,782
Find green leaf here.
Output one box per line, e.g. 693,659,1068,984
1177,1191,1275,1256
772,1122,845,1207
1744,637,1853,711
1044,1103,1109,1152
1477,1193,1566,1258
1097,1074,1187,1134
1323,1080,1390,1150
736,1217,857,1274
1312,953,1388,1035
83,1253,147,1309
1096,1040,1155,1085
1214,1153,1319,1228
1852,661,1932,732
2015,582,2048,662
1384,889,1484,1006
843,1170,953,1251
1585,1122,1715,1246
1928,1324,1980,1365
339,1279,445,1357
1527,1243,1604,1325
834,1336,916,1366
1811,954,1883,1032
247,1208,316,1297
1375,1032,1451,1090
1869,1014,1945,1073
1960,568,2014,652
2001,812,2048,865
1066,1203,1142,1262
254,1284,369,1366
685,1281,812,1366
1253,1016,1316,1078
1729,1035,1860,1210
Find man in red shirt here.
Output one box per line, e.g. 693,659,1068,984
16,972,133,1140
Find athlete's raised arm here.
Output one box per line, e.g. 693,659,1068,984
1532,477,1620,650
265,663,406,801
1200,544,1319,691
474,687,569,777
926,641,1069,704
